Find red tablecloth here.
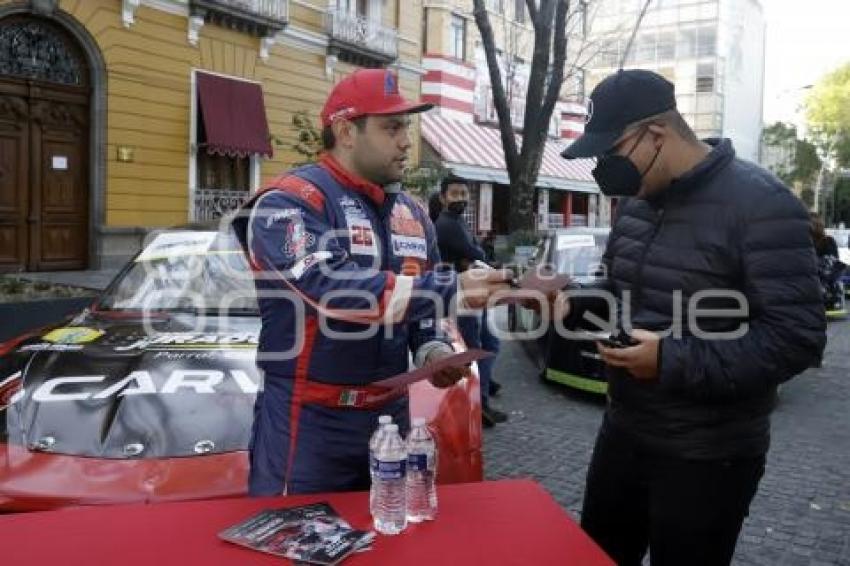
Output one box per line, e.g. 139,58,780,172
0,479,613,565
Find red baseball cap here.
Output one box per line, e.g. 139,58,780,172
320,69,433,127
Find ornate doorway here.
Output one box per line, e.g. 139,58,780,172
0,15,90,272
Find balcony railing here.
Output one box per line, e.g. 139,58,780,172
546,213,565,229
194,189,250,221
569,214,589,227
326,8,398,64
220,0,286,20
190,0,288,37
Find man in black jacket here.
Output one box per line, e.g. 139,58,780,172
561,70,826,566
435,179,508,426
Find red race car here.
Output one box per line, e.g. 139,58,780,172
0,224,482,512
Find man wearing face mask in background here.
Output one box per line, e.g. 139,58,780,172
561,69,826,565
435,179,508,427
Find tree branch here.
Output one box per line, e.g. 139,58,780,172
473,0,520,176
619,0,653,68
522,0,557,142
541,0,570,120
525,0,538,23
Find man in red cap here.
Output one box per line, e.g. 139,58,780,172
232,69,510,495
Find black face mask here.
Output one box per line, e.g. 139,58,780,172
447,201,468,215
592,128,662,197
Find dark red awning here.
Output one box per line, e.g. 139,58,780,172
197,71,273,158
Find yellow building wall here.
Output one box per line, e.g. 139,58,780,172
1,0,424,228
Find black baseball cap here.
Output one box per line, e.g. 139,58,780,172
562,69,677,159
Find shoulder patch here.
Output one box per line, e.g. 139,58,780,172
263,175,326,212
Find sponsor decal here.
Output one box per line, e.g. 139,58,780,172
289,251,333,280
347,218,378,256
42,327,105,345
113,332,258,352
339,196,367,220
390,203,425,237
391,234,428,260
556,234,596,251
20,343,84,352
26,369,260,403
136,231,217,262
274,208,316,257
384,71,398,95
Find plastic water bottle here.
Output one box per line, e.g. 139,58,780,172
372,423,407,535
369,415,393,515
405,418,438,522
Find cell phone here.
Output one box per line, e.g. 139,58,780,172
599,334,639,349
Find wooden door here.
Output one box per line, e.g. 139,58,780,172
0,94,29,271
0,16,91,272
30,94,89,270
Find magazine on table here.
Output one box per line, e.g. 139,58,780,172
219,502,374,565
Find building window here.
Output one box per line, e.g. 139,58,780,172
197,152,251,192
696,62,714,93
514,0,526,23
696,26,716,57
422,7,428,53
451,14,466,61
635,33,656,63
677,28,696,59
657,31,675,60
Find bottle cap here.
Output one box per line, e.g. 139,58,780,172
378,415,392,425
412,417,427,427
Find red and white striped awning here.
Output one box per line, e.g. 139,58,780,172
421,114,597,192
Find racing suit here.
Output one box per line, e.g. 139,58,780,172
232,154,457,495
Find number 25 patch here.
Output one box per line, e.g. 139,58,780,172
348,218,378,256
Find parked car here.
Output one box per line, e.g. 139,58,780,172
0,224,482,512
509,227,611,395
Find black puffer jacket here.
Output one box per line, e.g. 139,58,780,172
594,139,826,459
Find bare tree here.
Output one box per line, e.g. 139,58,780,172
472,0,638,232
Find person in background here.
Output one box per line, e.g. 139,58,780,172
811,213,839,258
435,179,509,427
428,191,443,224
810,212,845,312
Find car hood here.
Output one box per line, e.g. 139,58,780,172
1,311,260,459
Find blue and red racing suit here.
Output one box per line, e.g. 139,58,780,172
232,154,458,495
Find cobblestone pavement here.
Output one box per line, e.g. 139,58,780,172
483,317,850,566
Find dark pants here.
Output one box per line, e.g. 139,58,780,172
581,420,765,566
479,309,500,395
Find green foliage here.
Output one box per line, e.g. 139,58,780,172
762,121,822,210
271,110,323,167
402,162,450,200
806,62,850,167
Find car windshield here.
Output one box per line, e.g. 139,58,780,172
552,232,609,279
98,229,258,314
